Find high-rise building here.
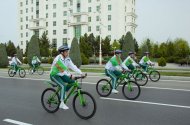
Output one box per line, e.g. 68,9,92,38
18,0,137,51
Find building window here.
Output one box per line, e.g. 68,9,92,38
20,2,23,7
20,18,23,22
21,25,23,30
53,12,56,18
26,16,28,21
46,5,48,10
21,33,23,38
76,16,81,22
46,22,48,27
36,22,39,26
88,17,91,22
63,11,67,16
53,21,56,26
63,2,67,7
96,6,100,12
20,10,23,14
108,5,111,11
125,6,127,12
31,7,33,12
21,41,23,45
46,30,48,35
88,26,91,32
96,16,100,21
77,2,81,12
26,8,28,13
53,30,56,35
46,13,48,18
26,24,28,29
63,38,67,45
52,39,57,48
96,26,100,31
70,0,73,6
88,7,91,12
31,15,33,19
63,20,67,25
108,25,111,31
88,0,91,3
26,0,28,5
53,4,56,9
108,15,111,21
63,29,67,34
125,16,126,22
31,0,33,4
26,32,28,37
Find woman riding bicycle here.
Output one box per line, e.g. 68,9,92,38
139,52,154,73
50,45,83,110
105,50,126,94
10,54,22,74
31,55,41,73
122,51,139,72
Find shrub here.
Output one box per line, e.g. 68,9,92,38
0,44,8,68
81,53,89,65
158,57,166,67
48,57,53,64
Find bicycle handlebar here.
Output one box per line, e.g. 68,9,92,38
74,73,87,80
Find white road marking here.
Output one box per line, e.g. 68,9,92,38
0,76,190,92
3,119,32,125
100,97,190,109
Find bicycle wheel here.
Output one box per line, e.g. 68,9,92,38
96,79,112,97
37,67,44,75
73,91,96,120
8,68,15,77
135,73,148,86
19,68,26,78
149,71,160,82
122,81,141,100
41,88,60,113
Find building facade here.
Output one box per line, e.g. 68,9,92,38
18,0,137,51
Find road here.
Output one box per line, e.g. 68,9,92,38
0,71,190,125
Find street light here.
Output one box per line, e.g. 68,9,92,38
98,4,102,65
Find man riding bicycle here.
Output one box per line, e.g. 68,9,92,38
31,55,41,73
105,50,126,94
10,54,22,74
139,52,154,73
50,45,83,110
122,51,139,72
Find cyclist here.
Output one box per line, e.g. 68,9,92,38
50,45,83,110
105,50,124,94
139,52,154,73
31,55,41,73
122,51,139,72
11,54,22,74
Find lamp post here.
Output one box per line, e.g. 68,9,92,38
99,4,102,65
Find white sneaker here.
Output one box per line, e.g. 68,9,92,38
112,89,119,94
143,72,148,74
59,101,69,110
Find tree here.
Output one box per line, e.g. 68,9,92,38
6,40,16,57
121,32,134,60
134,39,139,54
111,40,120,51
39,32,50,57
166,41,175,57
51,48,58,57
16,47,23,62
88,33,98,56
174,38,190,58
119,35,125,49
27,35,41,65
69,38,82,68
80,33,92,58
152,43,160,58
159,43,167,57
158,57,166,67
102,36,111,55
0,43,9,68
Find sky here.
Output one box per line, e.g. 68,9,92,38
0,0,190,45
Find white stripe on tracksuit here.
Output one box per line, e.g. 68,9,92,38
106,69,117,89
51,77,65,101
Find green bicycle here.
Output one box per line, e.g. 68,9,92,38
145,65,160,82
41,74,97,120
128,67,148,86
28,63,44,75
96,72,141,100
8,65,26,78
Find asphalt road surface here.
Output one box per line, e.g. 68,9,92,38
0,71,190,125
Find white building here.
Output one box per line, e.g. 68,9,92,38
18,0,137,51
